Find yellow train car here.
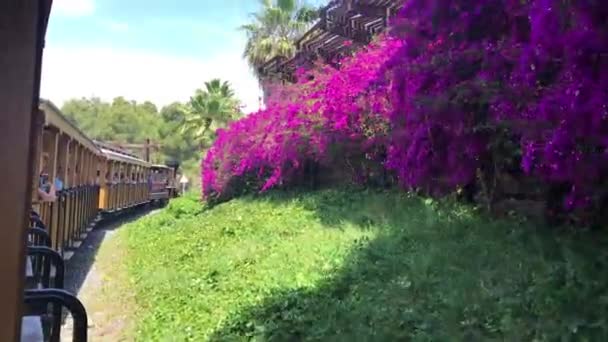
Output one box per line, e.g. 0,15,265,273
34,100,179,254
35,100,106,255
97,146,151,214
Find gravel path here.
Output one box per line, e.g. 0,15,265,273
61,209,160,341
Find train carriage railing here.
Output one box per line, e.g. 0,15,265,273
35,185,99,256
36,178,166,255
102,181,150,213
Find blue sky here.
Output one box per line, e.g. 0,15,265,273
42,0,322,113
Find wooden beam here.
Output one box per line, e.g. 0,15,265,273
84,151,90,184
49,129,59,182
78,145,85,185
0,0,45,339
68,143,76,188
58,136,70,188
87,151,93,184
30,110,45,210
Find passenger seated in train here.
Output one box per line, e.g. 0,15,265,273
30,209,45,229
38,154,56,202
54,166,64,191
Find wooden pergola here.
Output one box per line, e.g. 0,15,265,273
259,0,403,82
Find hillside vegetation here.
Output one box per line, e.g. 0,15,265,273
121,189,608,341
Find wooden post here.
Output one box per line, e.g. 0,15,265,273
126,162,130,206
0,0,47,339
68,143,76,188
60,137,70,188
30,109,45,214
92,153,98,184
55,135,69,252
82,150,89,185
78,146,85,230
83,151,90,224
133,165,138,203
137,165,142,202
98,157,108,209
66,143,78,246
44,128,59,246
89,151,94,184
145,138,151,162
106,160,113,210
117,162,122,208
78,145,84,186
47,129,59,183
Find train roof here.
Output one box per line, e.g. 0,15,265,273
39,99,102,155
100,148,150,167
150,164,172,170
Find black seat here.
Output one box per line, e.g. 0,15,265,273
25,246,66,340
27,246,64,289
23,289,88,342
27,227,51,247
30,209,46,229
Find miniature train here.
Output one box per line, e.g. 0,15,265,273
34,99,179,256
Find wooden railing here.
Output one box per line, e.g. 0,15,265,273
104,182,149,211
37,185,99,255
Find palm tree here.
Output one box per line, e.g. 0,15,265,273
241,0,319,78
181,79,241,147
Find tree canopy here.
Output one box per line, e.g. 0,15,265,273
59,79,240,186
241,0,319,79
181,79,241,147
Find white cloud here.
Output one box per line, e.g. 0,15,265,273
41,46,263,113
52,0,95,17
106,21,129,32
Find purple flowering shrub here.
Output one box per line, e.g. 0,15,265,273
204,0,608,218
500,0,608,210
202,37,401,199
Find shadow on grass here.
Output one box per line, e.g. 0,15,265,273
210,188,608,340
64,206,158,296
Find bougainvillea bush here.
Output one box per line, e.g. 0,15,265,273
203,0,608,217
202,37,402,199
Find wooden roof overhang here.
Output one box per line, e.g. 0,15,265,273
39,99,102,155
100,148,150,167
151,164,172,170
260,0,403,81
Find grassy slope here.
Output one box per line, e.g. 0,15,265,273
75,225,137,341
122,189,608,341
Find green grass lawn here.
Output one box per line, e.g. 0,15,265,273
121,188,608,341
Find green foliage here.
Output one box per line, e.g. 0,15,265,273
59,89,224,184
122,188,608,341
165,191,202,218
241,0,319,78
181,79,241,148
159,102,200,164
62,97,162,145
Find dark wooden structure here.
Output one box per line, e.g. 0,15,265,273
1,1,52,340
259,0,403,82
